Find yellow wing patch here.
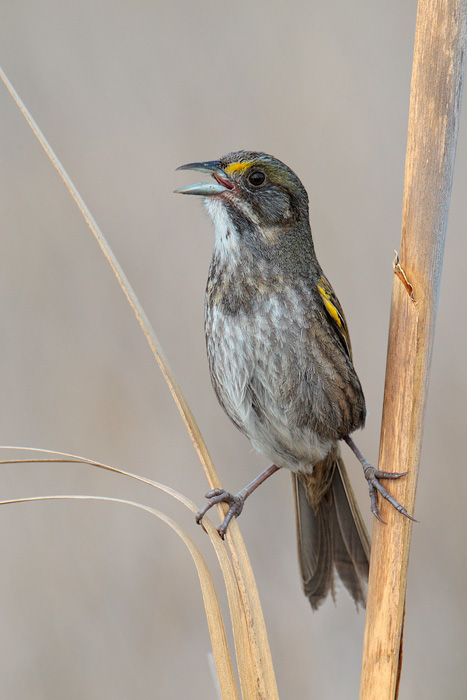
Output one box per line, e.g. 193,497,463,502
317,276,352,359
317,283,343,328
224,161,254,175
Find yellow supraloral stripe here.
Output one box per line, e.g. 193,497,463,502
224,161,253,175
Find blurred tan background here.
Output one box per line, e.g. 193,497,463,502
0,2,466,698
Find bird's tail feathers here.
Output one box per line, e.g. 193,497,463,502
293,446,370,610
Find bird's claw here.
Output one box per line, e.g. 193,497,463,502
195,488,245,539
363,466,417,523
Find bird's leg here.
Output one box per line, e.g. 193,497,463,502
195,464,281,538
343,435,416,523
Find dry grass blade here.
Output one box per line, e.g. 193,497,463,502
0,446,264,698
0,69,215,488
0,445,203,510
0,493,239,700
0,70,279,699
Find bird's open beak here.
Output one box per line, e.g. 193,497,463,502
174,160,234,196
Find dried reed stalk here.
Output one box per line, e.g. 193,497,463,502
360,1,467,698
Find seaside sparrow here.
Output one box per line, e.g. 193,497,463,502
176,151,413,610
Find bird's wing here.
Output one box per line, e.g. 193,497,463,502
316,274,353,360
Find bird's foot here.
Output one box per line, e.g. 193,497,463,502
363,465,416,523
195,489,245,539
195,465,281,538
343,435,417,523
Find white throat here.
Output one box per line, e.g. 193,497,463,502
204,197,240,260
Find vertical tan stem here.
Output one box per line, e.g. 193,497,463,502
360,2,467,699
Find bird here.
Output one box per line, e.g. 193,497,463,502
175,151,413,610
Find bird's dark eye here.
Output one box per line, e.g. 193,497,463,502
248,170,266,187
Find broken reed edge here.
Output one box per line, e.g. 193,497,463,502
393,251,418,306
